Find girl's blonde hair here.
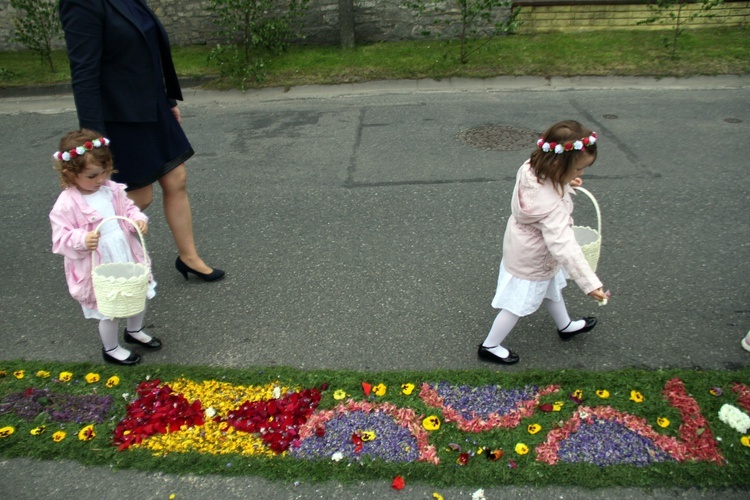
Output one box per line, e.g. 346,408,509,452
530,120,597,194
52,129,115,188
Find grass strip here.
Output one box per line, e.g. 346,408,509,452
1,360,749,488
0,29,748,90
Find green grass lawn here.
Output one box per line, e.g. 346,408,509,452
0,29,748,90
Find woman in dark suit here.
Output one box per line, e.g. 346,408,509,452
60,0,224,282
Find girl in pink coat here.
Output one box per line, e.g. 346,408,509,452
50,129,162,366
479,120,608,365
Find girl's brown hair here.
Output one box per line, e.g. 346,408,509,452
529,120,597,194
52,129,115,188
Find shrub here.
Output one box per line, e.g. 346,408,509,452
208,0,310,89
9,0,62,72
403,0,521,64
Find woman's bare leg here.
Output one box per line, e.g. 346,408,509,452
126,184,154,211
158,164,213,274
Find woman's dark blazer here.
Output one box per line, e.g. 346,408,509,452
60,0,182,134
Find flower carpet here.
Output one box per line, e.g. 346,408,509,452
1,361,749,489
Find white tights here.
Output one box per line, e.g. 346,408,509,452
482,298,581,357
98,308,147,361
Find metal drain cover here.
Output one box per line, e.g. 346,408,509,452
458,124,539,151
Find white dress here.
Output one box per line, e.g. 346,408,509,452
81,186,156,320
491,259,567,317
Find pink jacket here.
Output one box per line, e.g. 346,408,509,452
50,180,148,310
502,161,602,294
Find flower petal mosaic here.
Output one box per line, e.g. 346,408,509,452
1,363,749,487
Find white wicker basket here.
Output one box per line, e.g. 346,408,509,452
572,187,601,272
91,216,150,318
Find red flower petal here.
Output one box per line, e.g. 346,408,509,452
391,476,405,490
361,382,372,397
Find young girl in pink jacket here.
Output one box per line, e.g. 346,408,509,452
479,120,608,365
50,129,162,366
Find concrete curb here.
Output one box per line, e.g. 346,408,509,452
2,75,748,101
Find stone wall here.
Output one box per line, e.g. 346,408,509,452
0,0,747,51
0,0,509,51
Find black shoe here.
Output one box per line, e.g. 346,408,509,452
558,317,597,341
175,257,225,282
124,328,162,350
478,345,520,365
102,348,141,366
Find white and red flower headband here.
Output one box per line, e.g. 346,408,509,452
53,136,110,162
537,132,597,154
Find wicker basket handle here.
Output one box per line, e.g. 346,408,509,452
91,216,149,268
573,187,601,238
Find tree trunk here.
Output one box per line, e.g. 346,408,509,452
339,0,355,49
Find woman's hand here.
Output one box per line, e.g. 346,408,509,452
588,287,607,302
135,220,148,236
569,177,583,188
171,105,181,124
85,231,100,251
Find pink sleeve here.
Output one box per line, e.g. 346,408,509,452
50,205,89,260
538,202,602,294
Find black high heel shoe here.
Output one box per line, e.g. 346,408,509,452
175,257,225,282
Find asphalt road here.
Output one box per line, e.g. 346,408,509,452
0,75,748,499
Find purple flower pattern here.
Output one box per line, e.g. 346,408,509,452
290,410,420,463
431,383,539,419
0,388,114,424
557,418,674,466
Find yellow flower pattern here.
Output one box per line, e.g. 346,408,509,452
422,416,441,431
78,425,96,441
401,383,415,395
515,443,529,455
129,379,291,457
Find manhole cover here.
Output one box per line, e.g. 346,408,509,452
458,125,539,151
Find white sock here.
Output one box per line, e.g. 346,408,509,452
482,309,519,358
560,319,586,333
126,310,152,342
99,319,132,361
543,298,572,330
487,345,510,358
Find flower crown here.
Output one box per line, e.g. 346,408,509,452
53,136,110,162
537,131,597,154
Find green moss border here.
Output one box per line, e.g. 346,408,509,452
1,360,749,488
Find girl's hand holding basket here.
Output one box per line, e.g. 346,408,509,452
85,231,100,251
134,219,148,236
